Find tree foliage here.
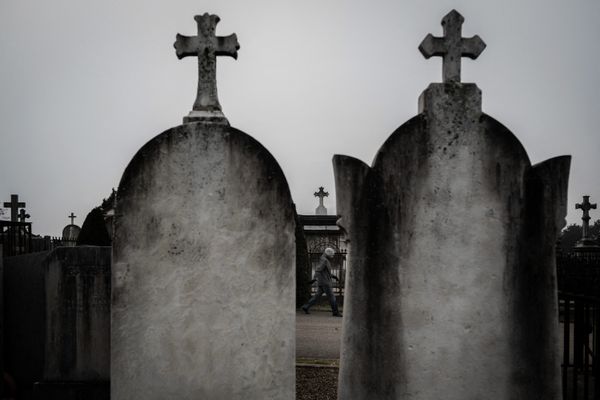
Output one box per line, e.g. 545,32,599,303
559,219,600,251
76,207,111,246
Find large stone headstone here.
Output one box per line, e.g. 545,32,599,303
335,10,570,399
111,14,296,400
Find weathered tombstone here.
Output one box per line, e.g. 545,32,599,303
111,13,296,400
335,10,570,400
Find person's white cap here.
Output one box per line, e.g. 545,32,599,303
324,248,335,257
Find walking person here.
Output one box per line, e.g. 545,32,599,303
302,247,342,317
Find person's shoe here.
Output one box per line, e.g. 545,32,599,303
333,313,343,317
301,306,310,314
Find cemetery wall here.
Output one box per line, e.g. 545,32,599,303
4,251,49,395
3,247,110,399
0,245,3,397
43,246,111,381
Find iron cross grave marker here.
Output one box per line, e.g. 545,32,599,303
3,194,26,222
18,209,30,223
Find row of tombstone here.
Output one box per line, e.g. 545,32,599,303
4,9,569,400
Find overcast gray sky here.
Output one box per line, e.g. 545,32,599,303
1,0,599,236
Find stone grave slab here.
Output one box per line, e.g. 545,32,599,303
111,14,296,400
112,122,296,400
335,10,569,400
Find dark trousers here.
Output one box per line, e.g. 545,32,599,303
304,285,339,315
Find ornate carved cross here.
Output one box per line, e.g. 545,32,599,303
419,10,486,83
18,209,30,223
69,212,77,225
314,187,329,208
576,195,597,239
174,14,239,118
3,194,26,222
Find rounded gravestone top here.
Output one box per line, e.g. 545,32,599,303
62,224,81,241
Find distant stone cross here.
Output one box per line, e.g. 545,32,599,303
68,212,77,225
314,187,329,215
3,194,26,222
576,195,597,239
314,187,329,206
419,10,486,83
174,13,240,117
18,209,30,223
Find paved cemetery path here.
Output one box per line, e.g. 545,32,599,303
296,310,343,360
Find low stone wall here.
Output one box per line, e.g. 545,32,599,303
3,246,110,400
4,251,48,397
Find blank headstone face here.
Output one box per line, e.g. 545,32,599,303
111,122,296,400
334,10,569,399
334,83,569,400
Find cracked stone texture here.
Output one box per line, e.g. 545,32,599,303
112,122,296,400
334,83,570,400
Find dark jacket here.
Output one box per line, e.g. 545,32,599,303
315,254,334,287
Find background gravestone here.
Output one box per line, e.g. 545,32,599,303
34,247,110,400
334,10,570,400
3,247,110,400
111,14,296,400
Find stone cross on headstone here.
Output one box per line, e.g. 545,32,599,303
576,195,597,240
419,9,486,83
3,194,26,222
314,187,329,215
18,209,30,223
68,212,77,225
174,13,240,123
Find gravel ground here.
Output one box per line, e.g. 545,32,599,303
296,308,341,399
296,366,339,400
